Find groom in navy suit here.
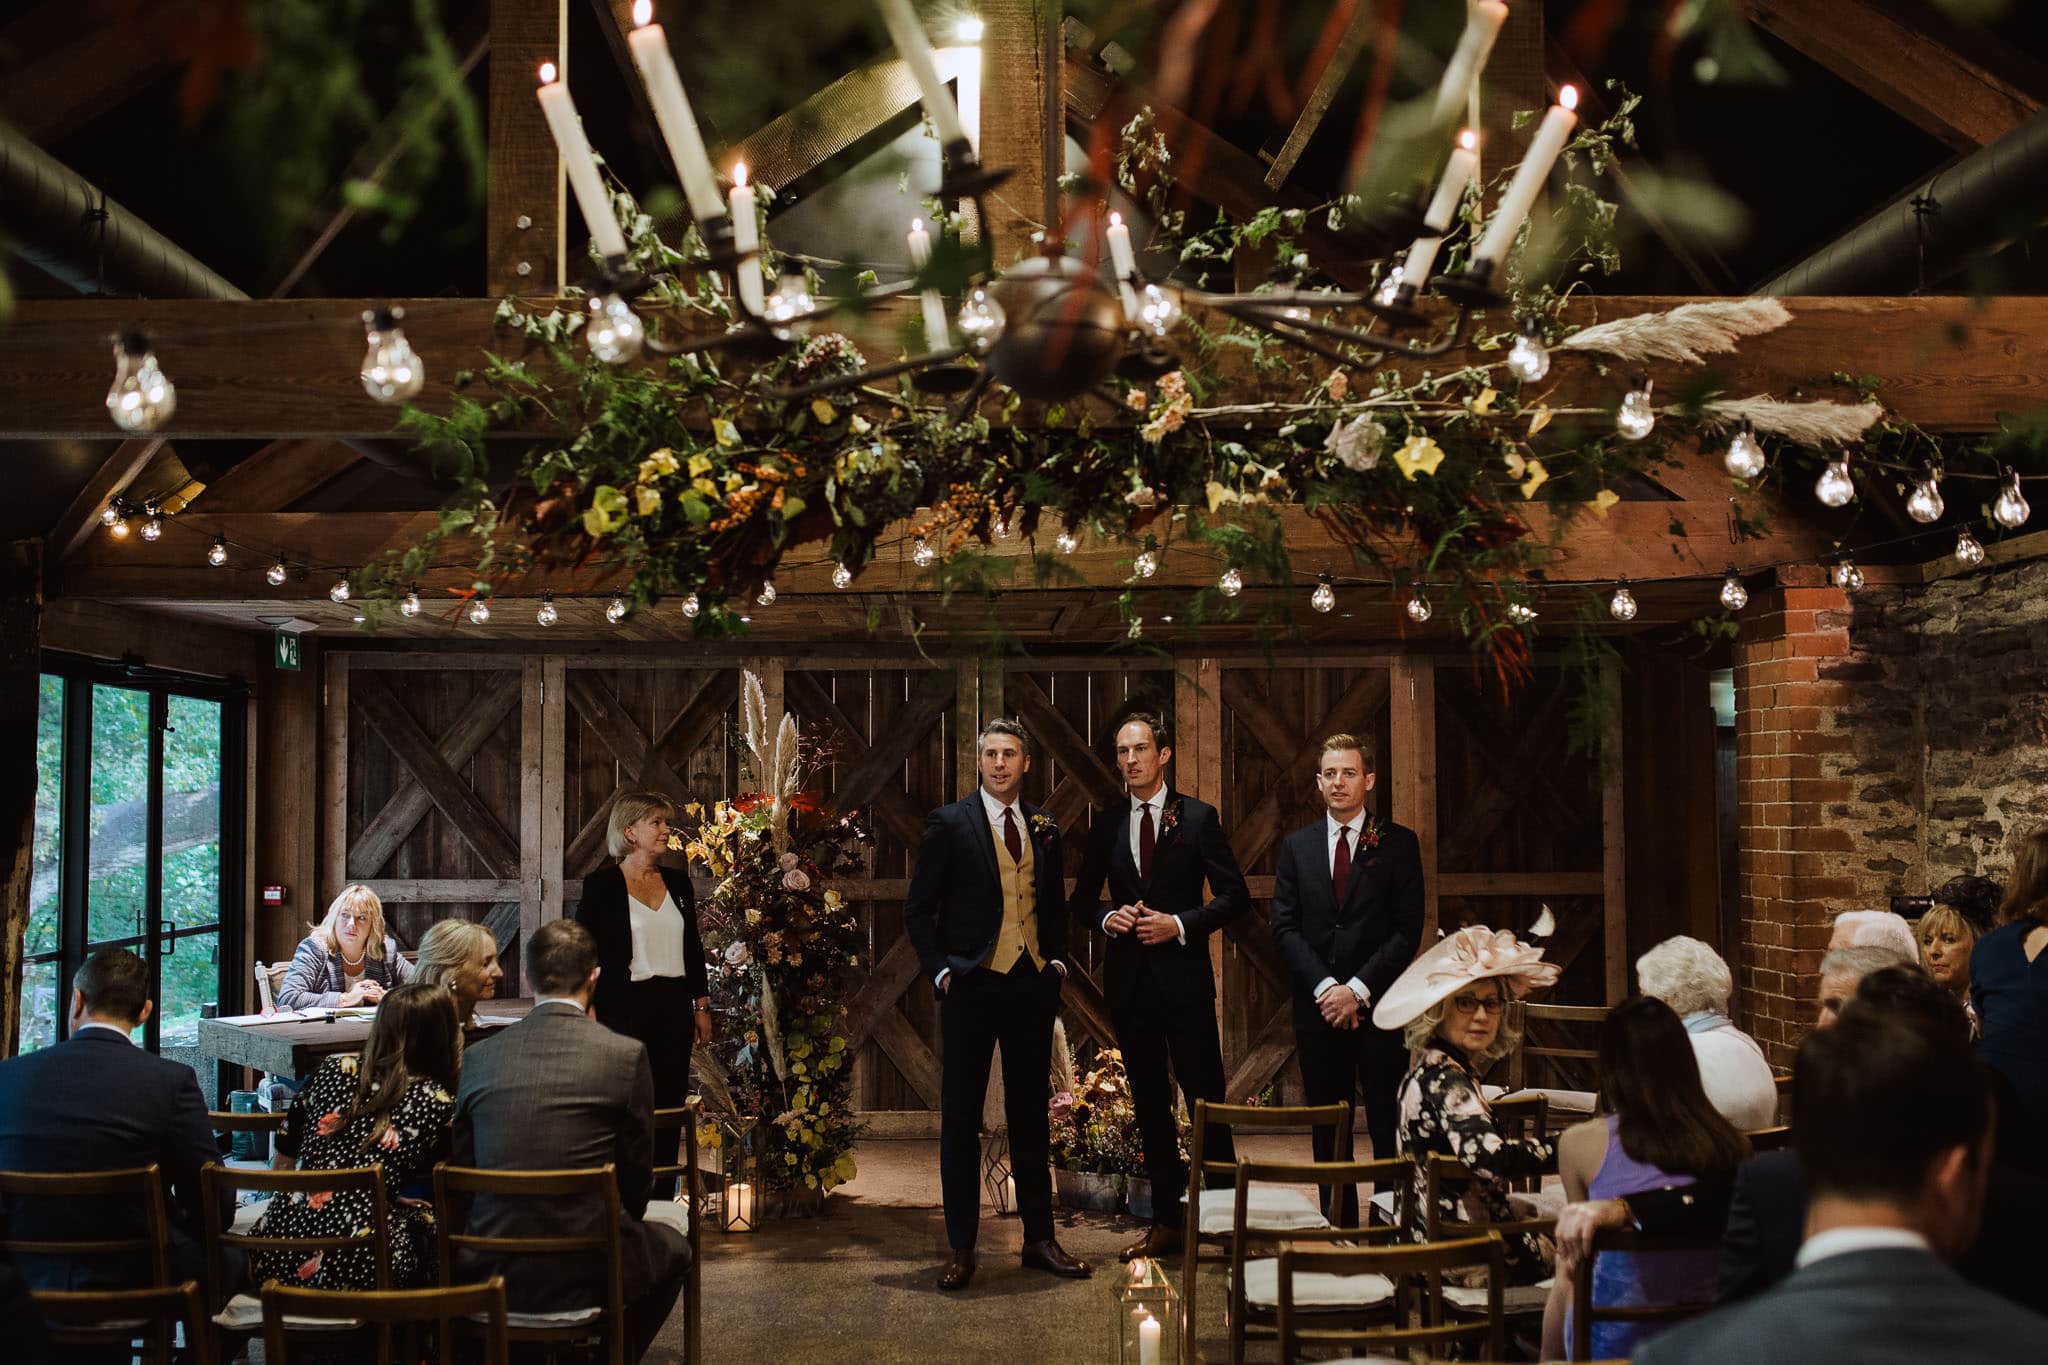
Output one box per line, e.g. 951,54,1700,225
1270,732,1425,1223
1068,712,1248,1261
904,717,1092,1291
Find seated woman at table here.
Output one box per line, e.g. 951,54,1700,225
252,983,459,1290
1375,926,1561,1285
412,918,505,1026
275,884,414,1011
1543,996,1749,1360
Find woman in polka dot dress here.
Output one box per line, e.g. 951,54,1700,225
249,983,460,1290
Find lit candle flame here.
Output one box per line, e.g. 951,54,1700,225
538,61,558,85
1109,210,1123,227
1458,128,1478,151
632,0,653,26
910,217,923,231
732,161,749,188
1559,84,1579,111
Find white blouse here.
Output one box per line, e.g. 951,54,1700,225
627,889,689,982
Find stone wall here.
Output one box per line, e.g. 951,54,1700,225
1733,556,2048,1065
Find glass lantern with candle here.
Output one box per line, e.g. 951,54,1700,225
703,1113,760,1233
1115,1256,1180,1365
981,1131,1015,1216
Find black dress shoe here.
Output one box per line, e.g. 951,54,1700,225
1120,1225,1181,1261
1021,1238,1093,1278
938,1248,976,1291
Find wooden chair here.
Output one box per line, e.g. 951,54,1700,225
1568,1224,1722,1359
1420,1154,1559,1322
1504,1002,1611,1123
652,1103,704,1365
1182,1100,1351,1363
209,1107,287,1173
261,1278,509,1365
201,1162,392,1348
0,1164,171,1289
1487,1092,1551,1194
1275,1232,1507,1364
1744,1124,1792,1153
29,1281,212,1365
1226,1157,1409,1364
253,960,291,1012
435,1162,629,1365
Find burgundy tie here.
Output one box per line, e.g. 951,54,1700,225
1003,807,1024,864
1332,826,1353,903
1138,802,1155,879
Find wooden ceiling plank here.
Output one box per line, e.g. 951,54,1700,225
194,441,367,514
1263,0,1377,191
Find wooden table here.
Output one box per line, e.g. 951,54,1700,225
199,998,538,1078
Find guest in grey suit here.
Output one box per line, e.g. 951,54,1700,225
451,919,690,1362
1637,993,2047,1364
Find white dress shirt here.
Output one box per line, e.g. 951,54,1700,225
72,1022,135,1042
627,888,690,981
935,789,1064,988
1795,1226,1930,1269
1315,811,1373,1007
1105,788,1185,944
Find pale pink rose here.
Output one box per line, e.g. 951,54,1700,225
782,868,812,892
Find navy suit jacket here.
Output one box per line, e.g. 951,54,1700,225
903,794,1068,989
1641,1247,2048,1364
1066,792,1248,1006
0,1029,225,1290
1268,817,1425,1030
1717,1148,1806,1303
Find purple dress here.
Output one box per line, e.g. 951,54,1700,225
1567,1116,1717,1359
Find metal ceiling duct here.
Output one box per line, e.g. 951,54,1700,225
1759,105,2048,296
0,121,247,301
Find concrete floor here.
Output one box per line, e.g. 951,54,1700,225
662,1137,1314,1365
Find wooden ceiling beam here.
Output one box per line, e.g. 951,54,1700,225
979,0,1061,263
46,438,167,563
488,0,567,295
0,0,191,143
191,440,368,514
1748,0,2042,152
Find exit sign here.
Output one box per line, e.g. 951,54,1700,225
273,629,302,671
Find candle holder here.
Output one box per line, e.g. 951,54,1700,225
1364,279,1432,331
938,137,1013,202
981,1131,1015,1216
705,1113,760,1234
1115,1257,1179,1365
1431,257,1507,309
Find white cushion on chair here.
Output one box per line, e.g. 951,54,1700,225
1516,1087,1597,1116
482,1307,603,1328
1441,1276,1554,1314
1368,1189,1399,1225
214,1294,360,1331
1186,1185,1330,1236
1239,1257,1395,1310
643,1200,691,1235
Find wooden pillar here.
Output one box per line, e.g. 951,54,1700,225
1389,657,1439,946
979,1,1062,264
0,540,43,1058
319,649,350,910
1601,660,1628,1004
1176,656,1225,996
488,0,568,294
254,645,322,966
953,659,1003,798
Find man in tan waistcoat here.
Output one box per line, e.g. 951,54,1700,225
903,718,1092,1291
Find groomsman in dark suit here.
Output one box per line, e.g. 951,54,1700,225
1069,712,1248,1261
904,718,1092,1291
1269,733,1425,1222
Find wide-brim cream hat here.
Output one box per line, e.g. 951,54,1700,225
1371,925,1560,1030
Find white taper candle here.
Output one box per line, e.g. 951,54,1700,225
729,162,765,316
1105,212,1141,319
626,5,728,228
876,0,969,148
1430,1,1510,127
906,218,951,348
535,64,629,261
1398,130,1481,289
1471,86,1579,268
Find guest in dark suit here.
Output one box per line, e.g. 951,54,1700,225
0,948,226,1290
1269,732,1424,1216
451,920,690,1362
1637,991,2048,1363
904,717,1091,1291
1068,711,1247,1262
577,789,712,1195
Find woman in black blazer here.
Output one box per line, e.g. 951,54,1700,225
574,790,712,1179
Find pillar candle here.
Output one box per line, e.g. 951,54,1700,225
1397,130,1480,289
729,162,765,317
1105,212,1141,319
535,64,629,261
625,4,728,228
876,0,968,147
1471,86,1579,268
728,1181,755,1227
1430,0,1510,127
1138,1313,1161,1365
906,218,951,348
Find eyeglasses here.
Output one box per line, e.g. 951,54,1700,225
1449,993,1504,1015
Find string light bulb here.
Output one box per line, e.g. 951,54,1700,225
762,271,816,341
1311,573,1336,614
680,592,701,619
108,512,132,539
399,583,422,617
1831,557,1864,591
1608,581,1638,622
1722,420,1765,480
208,536,228,567
468,597,492,624
606,592,629,624
1905,467,1944,523
587,293,645,364
1054,530,1078,555
1506,325,1550,383
266,559,288,587
1615,375,1655,440
912,537,936,568
1507,601,1538,624
832,562,854,589
1136,283,1183,339
1217,565,1243,598
536,594,559,627
1994,466,2032,529
1133,548,1159,579
756,580,777,606
100,504,121,527
956,289,1005,355
1719,568,1748,611
1955,529,1985,567
1406,590,1432,624
106,332,176,433
360,307,425,403
1815,455,1855,508
329,575,352,603
139,507,163,541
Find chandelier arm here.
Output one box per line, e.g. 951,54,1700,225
1221,299,1473,360
766,346,974,401
946,368,996,425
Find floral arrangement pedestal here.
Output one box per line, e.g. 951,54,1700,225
1047,1041,1187,1216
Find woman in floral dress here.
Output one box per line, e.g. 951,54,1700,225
249,983,461,1290
1372,926,1562,1284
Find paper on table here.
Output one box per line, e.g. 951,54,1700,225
473,1015,523,1026
215,1010,327,1025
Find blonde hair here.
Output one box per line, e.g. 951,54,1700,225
310,885,388,961
1317,732,1375,773
413,919,497,992
1916,904,1980,971
607,790,676,861
1402,991,1523,1067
